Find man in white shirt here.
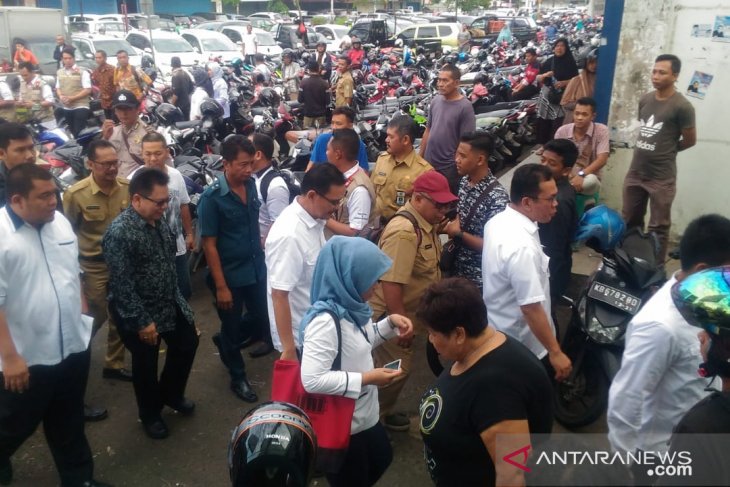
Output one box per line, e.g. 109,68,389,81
250,133,289,245
0,164,108,487
608,214,730,455
241,24,258,65
324,128,376,238
482,163,572,380
265,164,346,361
130,132,194,299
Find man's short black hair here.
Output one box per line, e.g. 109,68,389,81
440,63,461,81
330,128,360,162
575,96,597,112
171,56,181,68
251,133,274,160
17,61,34,72
679,214,730,271
509,163,554,204
417,278,487,338
338,55,351,66
301,163,345,195
61,46,76,57
542,139,578,169
96,49,107,59
655,54,681,74
87,139,116,162
460,132,495,159
116,49,128,57
0,123,32,150
141,131,167,147
525,47,537,56
387,115,418,144
129,167,169,198
6,163,53,201
332,106,356,123
221,135,256,162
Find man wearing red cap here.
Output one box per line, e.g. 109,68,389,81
369,171,457,432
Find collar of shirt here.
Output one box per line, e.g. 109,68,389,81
63,65,80,73
253,165,274,180
26,75,42,87
89,175,120,196
128,207,155,229
293,197,323,230
466,172,497,192
342,164,360,183
122,121,142,136
5,203,25,231
505,205,538,235
402,200,433,233
391,149,420,167
570,121,595,140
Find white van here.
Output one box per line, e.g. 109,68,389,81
125,30,203,74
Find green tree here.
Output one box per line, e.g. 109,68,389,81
221,0,241,15
268,0,290,14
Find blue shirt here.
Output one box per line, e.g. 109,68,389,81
309,132,370,171
198,174,265,288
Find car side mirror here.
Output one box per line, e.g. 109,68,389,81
84,52,93,59
144,47,152,53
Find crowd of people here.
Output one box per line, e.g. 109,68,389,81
0,25,723,486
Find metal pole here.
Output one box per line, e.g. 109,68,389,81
594,0,624,124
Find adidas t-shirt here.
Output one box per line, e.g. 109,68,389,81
630,91,695,180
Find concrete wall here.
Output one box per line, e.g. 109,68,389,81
602,0,730,241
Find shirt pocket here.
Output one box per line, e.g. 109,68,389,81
540,251,551,279
82,208,107,223
415,239,439,276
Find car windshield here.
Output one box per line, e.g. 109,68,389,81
95,39,136,55
153,38,193,53
255,32,276,46
332,27,349,37
201,37,238,51
28,40,57,64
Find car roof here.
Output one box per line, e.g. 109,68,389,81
181,28,230,38
127,30,185,39
315,24,349,30
71,34,131,42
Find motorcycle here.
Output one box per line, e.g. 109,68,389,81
554,228,666,427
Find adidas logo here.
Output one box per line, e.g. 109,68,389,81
639,115,663,138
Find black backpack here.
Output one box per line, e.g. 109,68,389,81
260,169,301,204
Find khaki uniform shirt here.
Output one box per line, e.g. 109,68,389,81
108,121,149,179
63,176,129,260
368,201,441,329
371,149,433,221
335,71,354,107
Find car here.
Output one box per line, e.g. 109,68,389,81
125,30,203,74
468,15,538,44
99,14,177,32
156,13,193,28
250,12,287,23
270,23,321,50
347,19,395,45
246,17,275,31
68,20,131,38
396,22,460,51
314,24,351,53
219,26,283,58
190,12,229,22
71,34,143,68
180,29,241,64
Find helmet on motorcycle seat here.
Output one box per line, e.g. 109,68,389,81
444,53,458,65
401,70,414,86
229,401,316,487
474,72,489,86
259,87,281,108
231,57,243,68
573,205,626,253
200,99,224,119
143,67,157,82
156,103,184,126
301,51,311,63
476,49,488,61
672,266,730,338
141,55,155,69
416,46,425,56
378,66,393,79
458,52,468,62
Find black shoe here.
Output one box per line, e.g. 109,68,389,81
81,480,113,487
84,404,108,422
165,397,195,416
239,336,256,349
0,457,12,486
102,367,133,382
141,417,169,439
212,333,229,367
230,380,258,403
249,342,273,358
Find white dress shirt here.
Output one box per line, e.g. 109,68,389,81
0,81,13,101
301,314,397,434
265,199,326,351
0,207,92,369
607,275,710,453
189,87,208,120
253,166,290,241
482,205,554,358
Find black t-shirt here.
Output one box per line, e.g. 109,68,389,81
419,335,554,486
171,69,193,109
538,177,577,299
298,75,329,117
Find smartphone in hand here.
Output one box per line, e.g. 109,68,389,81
383,359,402,371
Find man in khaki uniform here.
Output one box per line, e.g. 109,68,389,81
334,56,354,107
371,115,433,222
63,139,131,384
102,90,152,179
369,171,457,431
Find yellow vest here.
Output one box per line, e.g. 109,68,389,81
57,67,90,108
18,77,53,122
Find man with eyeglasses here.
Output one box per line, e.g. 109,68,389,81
482,163,572,382
198,136,271,403
63,140,131,399
102,167,199,440
265,164,346,362
369,171,457,432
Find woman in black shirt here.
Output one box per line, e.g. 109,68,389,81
417,278,553,486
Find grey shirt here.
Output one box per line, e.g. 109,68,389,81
424,95,476,172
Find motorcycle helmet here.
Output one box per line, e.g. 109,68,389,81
259,87,280,108
444,53,458,65
587,48,599,61
573,205,626,253
282,49,294,59
474,72,489,86
476,49,488,61
200,98,224,119
229,401,316,487
458,52,468,62
155,103,184,126
300,51,311,63
401,70,414,86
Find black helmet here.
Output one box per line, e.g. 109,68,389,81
401,69,414,86
155,103,184,126
477,49,488,61
474,72,489,86
200,98,224,119
259,87,280,108
229,402,316,487
141,55,155,69
587,48,598,61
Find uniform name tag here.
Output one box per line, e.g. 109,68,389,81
85,205,101,210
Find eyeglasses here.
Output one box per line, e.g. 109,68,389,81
141,194,171,208
315,190,344,207
419,193,454,211
91,160,120,169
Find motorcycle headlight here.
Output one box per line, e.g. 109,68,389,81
586,317,623,344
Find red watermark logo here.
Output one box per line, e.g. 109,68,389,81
503,445,532,472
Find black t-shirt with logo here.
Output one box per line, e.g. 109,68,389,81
419,335,553,486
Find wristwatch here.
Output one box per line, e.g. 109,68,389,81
577,170,586,177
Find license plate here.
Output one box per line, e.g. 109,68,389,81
587,282,642,315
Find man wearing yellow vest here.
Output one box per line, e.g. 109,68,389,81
17,61,54,123
55,46,91,137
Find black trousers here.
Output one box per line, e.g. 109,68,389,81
55,107,90,138
119,312,199,422
511,84,540,101
326,422,393,487
536,116,564,145
0,350,93,487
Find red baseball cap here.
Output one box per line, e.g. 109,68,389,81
412,171,458,204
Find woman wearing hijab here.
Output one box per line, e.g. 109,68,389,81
561,49,598,124
207,62,230,118
189,67,212,120
535,38,579,143
300,236,414,487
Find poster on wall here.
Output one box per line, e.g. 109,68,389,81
686,71,713,99
711,16,730,42
691,24,712,37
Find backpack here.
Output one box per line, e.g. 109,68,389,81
361,210,422,247
260,168,301,204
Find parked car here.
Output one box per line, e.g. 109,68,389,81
155,13,192,28
125,30,203,74
469,15,538,44
347,19,394,46
250,12,288,23
314,24,351,53
270,23,321,50
181,29,240,64
190,12,229,22
396,22,460,50
71,34,142,68
219,26,283,59
68,20,130,38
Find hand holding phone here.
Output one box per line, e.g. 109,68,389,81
383,359,402,371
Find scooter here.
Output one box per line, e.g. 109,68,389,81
553,228,666,427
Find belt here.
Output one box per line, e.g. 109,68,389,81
80,255,106,262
